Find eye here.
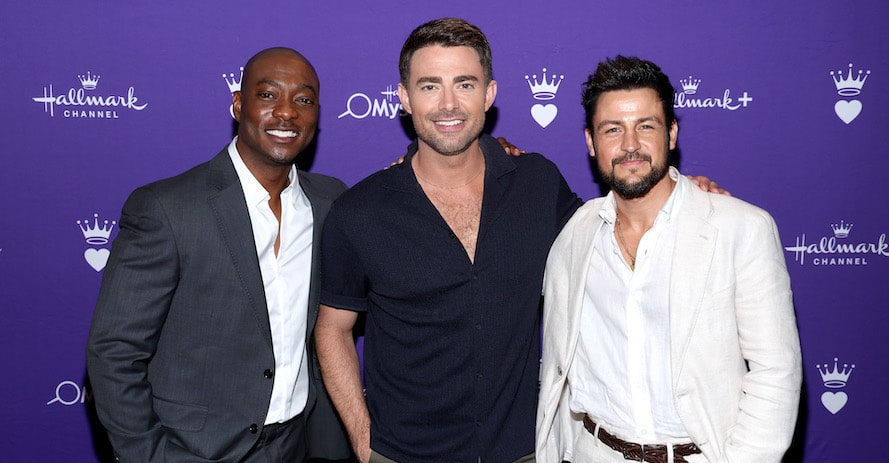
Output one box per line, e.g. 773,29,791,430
458,82,474,90
296,97,316,106
258,92,274,99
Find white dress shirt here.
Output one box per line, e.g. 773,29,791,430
568,167,689,441
228,138,313,424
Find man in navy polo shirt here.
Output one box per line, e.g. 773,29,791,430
315,18,580,463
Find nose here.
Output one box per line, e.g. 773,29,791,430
621,130,640,153
272,98,298,120
439,87,457,111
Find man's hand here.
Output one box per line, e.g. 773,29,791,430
687,175,731,196
355,442,371,463
497,137,525,156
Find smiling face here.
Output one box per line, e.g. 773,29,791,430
586,87,678,199
397,45,496,157
233,49,320,169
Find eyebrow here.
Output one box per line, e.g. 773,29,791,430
256,78,318,95
415,75,480,85
595,115,664,131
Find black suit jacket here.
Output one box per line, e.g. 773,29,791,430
87,148,350,462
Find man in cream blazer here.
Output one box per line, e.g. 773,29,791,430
536,56,802,463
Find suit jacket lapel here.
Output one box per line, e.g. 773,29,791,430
299,171,337,335
670,185,717,378
206,150,273,347
566,201,606,368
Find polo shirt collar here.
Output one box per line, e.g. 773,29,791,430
384,134,515,192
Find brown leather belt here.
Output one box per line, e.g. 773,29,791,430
583,416,701,463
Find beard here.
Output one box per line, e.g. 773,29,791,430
602,151,670,199
414,110,484,156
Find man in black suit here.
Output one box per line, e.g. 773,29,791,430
87,47,350,462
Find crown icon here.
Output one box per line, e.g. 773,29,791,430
817,357,855,388
223,67,244,93
831,63,870,97
525,68,563,101
77,213,116,245
830,220,853,238
680,76,701,95
78,71,100,90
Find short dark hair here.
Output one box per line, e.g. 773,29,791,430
581,55,675,132
399,18,493,86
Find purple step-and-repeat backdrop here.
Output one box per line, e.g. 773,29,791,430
2,1,886,461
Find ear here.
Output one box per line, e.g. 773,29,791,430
584,128,596,157
668,120,678,150
484,79,498,111
397,83,412,115
232,91,242,122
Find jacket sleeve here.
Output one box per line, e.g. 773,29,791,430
86,186,179,462
722,209,802,462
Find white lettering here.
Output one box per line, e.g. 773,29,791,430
339,91,403,120
372,98,390,118
673,89,748,111
32,83,147,118
785,233,886,265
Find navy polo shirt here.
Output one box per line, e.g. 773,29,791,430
320,134,581,462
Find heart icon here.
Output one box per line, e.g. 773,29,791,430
821,391,848,414
834,100,862,124
84,248,110,272
531,104,558,128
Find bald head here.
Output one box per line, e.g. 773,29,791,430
243,47,319,91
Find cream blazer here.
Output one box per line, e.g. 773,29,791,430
536,175,802,463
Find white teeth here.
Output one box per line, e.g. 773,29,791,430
436,120,463,127
267,130,297,138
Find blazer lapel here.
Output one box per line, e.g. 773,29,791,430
566,202,606,368
670,186,717,376
206,150,273,346
299,171,337,335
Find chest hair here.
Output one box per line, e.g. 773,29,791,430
424,186,483,263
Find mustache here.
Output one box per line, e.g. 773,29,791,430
612,152,652,168
429,109,469,120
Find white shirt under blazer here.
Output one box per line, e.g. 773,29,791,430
536,171,802,463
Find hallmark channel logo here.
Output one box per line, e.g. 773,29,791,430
817,357,855,414
32,71,148,119
525,67,564,128
783,220,888,266
831,63,871,124
76,213,116,272
338,84,403,120
222,66,244,119
673,75,752,111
